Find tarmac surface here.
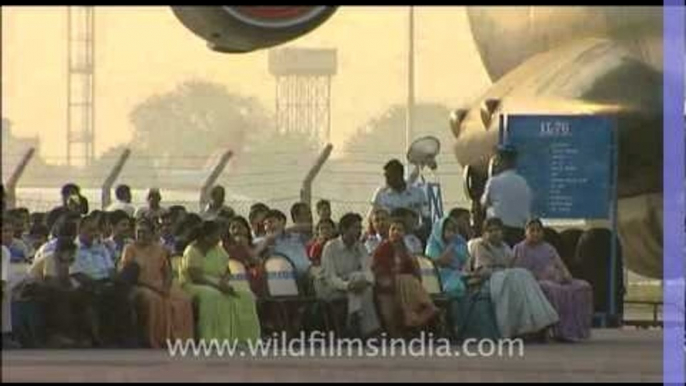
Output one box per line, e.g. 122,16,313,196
2,329,662,382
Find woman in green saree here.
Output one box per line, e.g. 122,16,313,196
179,220,261,342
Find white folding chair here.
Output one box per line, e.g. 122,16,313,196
262,253,315,338
467,238,481,272
264,254,299,298
415,255,443,296
227,258,253,295
414,255,455,340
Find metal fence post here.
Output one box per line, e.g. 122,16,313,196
4,148,35,210
199,150,233,211
101,148,131,209
300,144,333,207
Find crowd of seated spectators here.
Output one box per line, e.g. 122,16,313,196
1,176,594,349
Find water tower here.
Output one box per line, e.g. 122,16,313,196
268,48,337,144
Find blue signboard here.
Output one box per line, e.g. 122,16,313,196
502,115,615,219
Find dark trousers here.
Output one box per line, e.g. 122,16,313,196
503,226,525,248
79,280,137,346
10,300,45,348
44,287,92,341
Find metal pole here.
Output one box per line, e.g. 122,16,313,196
66,8,72,166
90,7,96,165
275,76,280,134
498,114,505,145
101,148,131,209
609,120,619,326
326,75,331,144
300,144,333,207
406,6,415,166
199,150,233,211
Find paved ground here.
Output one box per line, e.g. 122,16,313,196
2,329,663,382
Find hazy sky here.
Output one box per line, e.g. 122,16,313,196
2,6,491,162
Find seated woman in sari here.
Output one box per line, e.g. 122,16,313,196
471,217,559,339
372,217,438,338
222,216,267,297
119,218,194,348
513,219,593,342
424,216,469,299
179,221,261,343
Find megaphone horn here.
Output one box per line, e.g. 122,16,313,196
449,108,469,139
407,136,441,170
480,98,501,129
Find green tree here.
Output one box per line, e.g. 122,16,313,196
129,79,271,169
342,103,454,163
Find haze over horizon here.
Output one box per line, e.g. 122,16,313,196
2,6,491,163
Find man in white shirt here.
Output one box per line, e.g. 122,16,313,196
480,146,533,247
370,159,429,223
256,209,311,277
29,213,81,281
134,188,168,222
2,215,22,348
200,185,235,221
2,243,11,338
106,184,136,217
71,214,135,346
316,213,380,338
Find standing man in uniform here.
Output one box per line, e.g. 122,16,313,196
370,159,429,228
480,146,533,247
